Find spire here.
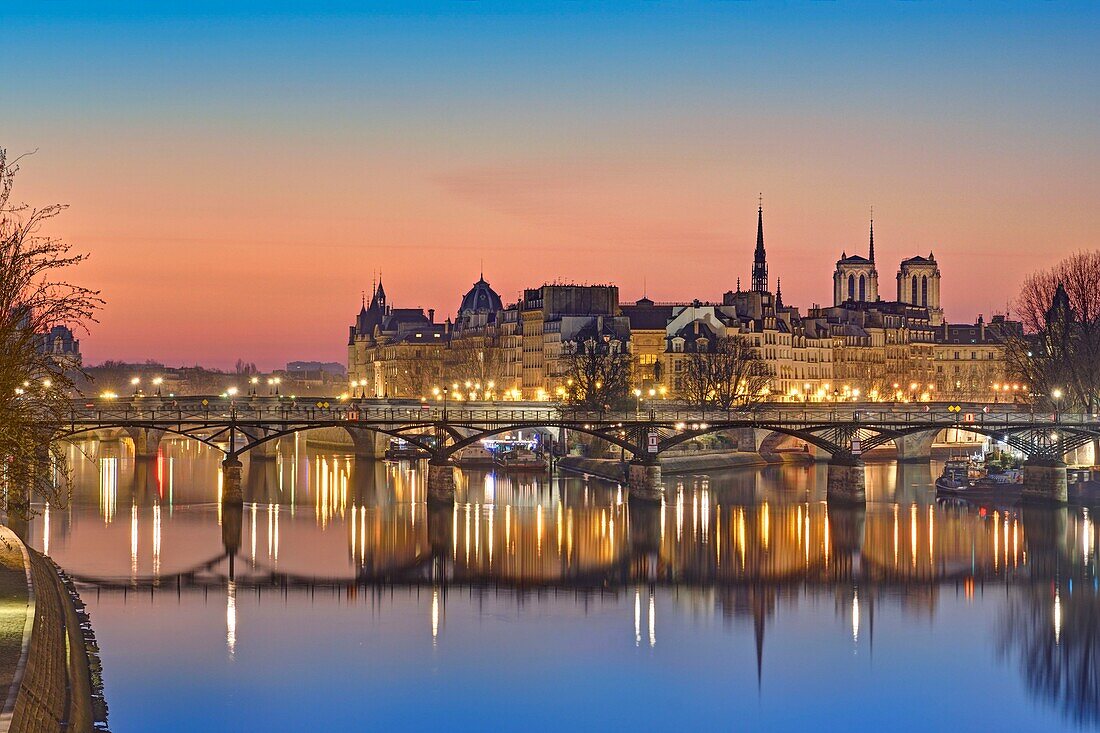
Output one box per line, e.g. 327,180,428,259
775,278,783,309
751,195,768,292
868,207,875,264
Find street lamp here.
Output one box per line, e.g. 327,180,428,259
153,377,163,396
130,376,141,396
1052,388,1063,419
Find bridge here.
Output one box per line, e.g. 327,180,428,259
59,397,1098,504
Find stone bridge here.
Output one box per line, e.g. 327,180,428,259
58,397,1099,505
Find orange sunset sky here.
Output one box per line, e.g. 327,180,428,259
4,3,1098,368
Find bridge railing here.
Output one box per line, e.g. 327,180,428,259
62,398,1097,430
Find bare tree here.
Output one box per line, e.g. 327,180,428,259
682,335,772,410
563,337,632,410
1007,251,1100,411
0,148,102,520
389,353,441,398
443,340,503,392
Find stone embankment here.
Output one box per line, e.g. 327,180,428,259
0,525,108,733
557,449,800,482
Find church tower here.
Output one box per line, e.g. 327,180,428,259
751,201,768,293
897,252,943,325
833,215,880,305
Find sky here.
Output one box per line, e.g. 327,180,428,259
2,2,1099,369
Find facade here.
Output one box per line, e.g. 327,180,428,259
897,254,943,326
341,211,1013,404
833,219,879,305
519,284,629,399
621,297,677,392
347,280,446,398
38,325,82,368
933,314,1023,401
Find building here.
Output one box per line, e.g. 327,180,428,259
897,254,943,326
833,218,879,305
443,275,508,398
933,314,1023,401
347,279,446,398
38,325,82,368
518,284,629,400
621,296,677,391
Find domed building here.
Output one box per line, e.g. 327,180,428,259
458,275,503,318
454,275,503,333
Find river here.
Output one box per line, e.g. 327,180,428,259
21,437,1100,731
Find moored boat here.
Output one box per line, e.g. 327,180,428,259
494,447,548,472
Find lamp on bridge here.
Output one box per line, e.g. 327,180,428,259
1052,388,1064,419
130,376,141,396
152,377,163,396
249,376,259,396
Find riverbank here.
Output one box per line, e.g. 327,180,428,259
0,525,107,733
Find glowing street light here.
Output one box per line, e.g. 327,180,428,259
152,376,164,396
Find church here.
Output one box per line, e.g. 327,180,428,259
832,217,944,326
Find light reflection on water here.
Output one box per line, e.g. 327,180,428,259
22,438,1100,732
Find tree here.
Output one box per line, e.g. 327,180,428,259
0,148,102,520
682,335,772,410
563,336,632,410
1007,251,1100,411
443,339,504,394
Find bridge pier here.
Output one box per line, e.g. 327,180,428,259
894,430,936,463
826,453,866,504
221,456,244,505
1022,459,1068,504
427,460,456,504
133,427,164,458
347,427,387,460
627,459,663,503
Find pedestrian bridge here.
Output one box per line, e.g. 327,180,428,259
59,397,1097,504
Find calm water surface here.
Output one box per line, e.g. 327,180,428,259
22,438,1100,732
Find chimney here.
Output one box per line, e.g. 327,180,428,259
978,314,986,341
428,308,435,323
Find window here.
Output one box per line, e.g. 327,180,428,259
848,274,855,301
921,275,928,306
858,274,866,301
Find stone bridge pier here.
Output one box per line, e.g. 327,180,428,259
1022,459,1068,504
346,427,388,459
893,430,938,462
222,456,244,505
627,458,663,503
427,459,456,504
826,452,866,504
125,427,164,458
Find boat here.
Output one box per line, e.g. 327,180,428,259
454,444,496,468
384,440,429,461
494,447,548,472
935,458,976,494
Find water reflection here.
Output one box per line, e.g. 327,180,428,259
27,439,1100,731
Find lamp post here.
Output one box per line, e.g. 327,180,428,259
153,377,163,397
130,377,140,396
1052,388,1063,421
633,388,643,416
442,386,449,420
